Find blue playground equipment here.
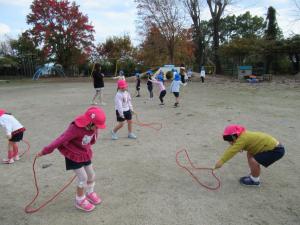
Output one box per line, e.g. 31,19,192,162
32,64,65,80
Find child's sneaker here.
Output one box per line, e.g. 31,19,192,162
86,192,102,205
111,130,118,140
128,133,137,139
239,176,260,187
75,197,95,212
14,155,20,161
2,158,14,164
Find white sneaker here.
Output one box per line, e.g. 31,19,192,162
111,131,118,140
14,155,20,161
128,133,137,139
2,158,14,164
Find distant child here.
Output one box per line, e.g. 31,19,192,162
179,67,187,84
111,80,137,140
200,66,205,83
149,73,166,105
135,73,141,97
214,125,285,187
187,69,192,82
92,63,105,105
36,106,106,212
0,109,26,164
146,70,154,100
170,73,186,107
113,70,126,81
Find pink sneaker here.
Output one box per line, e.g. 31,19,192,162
86,192,102,205
2,158,14,164
75,197,95,212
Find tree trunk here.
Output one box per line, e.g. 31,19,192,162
213,21,222,74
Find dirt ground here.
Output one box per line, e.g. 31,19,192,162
0,75,299,225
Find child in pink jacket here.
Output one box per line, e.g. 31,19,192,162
37,106,106,212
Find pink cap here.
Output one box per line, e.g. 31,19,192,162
117,80,128,89
223,124,246,137
75,106,106,129
0,109,5,116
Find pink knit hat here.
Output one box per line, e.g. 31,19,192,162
223,124,246,137
0,109,5,116
75,106,106,129
117,80,128,89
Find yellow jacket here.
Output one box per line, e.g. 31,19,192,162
220,131,279,164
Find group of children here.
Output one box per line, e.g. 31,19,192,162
0,65,285,213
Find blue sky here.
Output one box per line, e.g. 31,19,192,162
0,0,299,45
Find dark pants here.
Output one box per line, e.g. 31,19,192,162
159,90,166,103
147,85,153,98
201,77,204,83
254,144,285,167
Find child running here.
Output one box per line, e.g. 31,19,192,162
170,73,186,107
36,106,106,212
0,109,26,164
146,70,154,100
111,80,137,140
149,72,166,105
91,63,105,105
214,124,285,187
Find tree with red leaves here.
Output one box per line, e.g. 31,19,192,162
27,0,95,71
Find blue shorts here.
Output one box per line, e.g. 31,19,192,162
254,144,285,167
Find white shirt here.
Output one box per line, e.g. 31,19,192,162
0,114,23,136
200,70,206,78
114,91,133,117
170,80,185,93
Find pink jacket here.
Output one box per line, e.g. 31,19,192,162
149,79,165,91
41,122,98,162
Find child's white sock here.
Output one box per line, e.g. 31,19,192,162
86,182,95,194
250,175,260,182
76,195,85,202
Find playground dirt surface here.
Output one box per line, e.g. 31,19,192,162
0,75,299,225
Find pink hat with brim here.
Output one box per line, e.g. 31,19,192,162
75,106,106,129
117,80,128,89
223,124,246,137
0,109,6,116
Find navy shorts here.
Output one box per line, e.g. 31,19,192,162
116,110,132,122
9,131,24,142
254,144,285,167
173,92,179,98
65,157,91,170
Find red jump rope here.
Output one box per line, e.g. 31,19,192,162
176,148,221,190
132,113,162,131
24,155,76,213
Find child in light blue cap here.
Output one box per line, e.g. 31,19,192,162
170,73,186,107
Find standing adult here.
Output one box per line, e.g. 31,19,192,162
91,63,105,105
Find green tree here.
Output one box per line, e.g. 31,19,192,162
264,6,282,73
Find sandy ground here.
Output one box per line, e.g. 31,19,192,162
0,75,299,225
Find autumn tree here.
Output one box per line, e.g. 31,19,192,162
95,35,136,74
206,0,232,74
181,0,206,70
26,0,95,71
138,26,169,66
135,0,184,64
